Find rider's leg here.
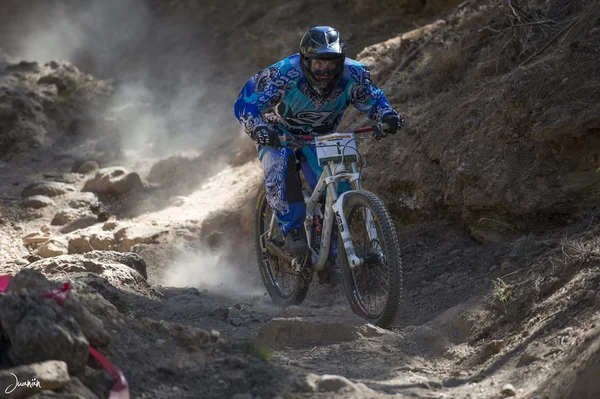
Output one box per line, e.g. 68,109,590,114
299,146,320,191
260,146,308,252
300,145,347,285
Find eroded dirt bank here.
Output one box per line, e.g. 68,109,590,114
0,0,599,398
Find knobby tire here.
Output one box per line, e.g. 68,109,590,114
254,183,310,307
337,190,403,328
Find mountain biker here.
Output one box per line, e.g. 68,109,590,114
234,26,404,284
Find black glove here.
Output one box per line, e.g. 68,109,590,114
252,126,280,148
381,113,405,135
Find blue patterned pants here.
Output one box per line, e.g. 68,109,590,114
259,145,349,259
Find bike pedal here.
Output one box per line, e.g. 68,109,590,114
271,238,285,247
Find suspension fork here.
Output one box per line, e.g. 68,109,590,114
332,192,364,269
331,163,380,269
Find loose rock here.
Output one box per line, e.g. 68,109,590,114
21,195,57,209
22,231,51,245
502,383,517,397
82,167,144,196
295,373,360,393
36,240,69,258
51,209,82,226
21,181,75,198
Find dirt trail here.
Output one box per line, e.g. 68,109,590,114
0,141,510,398
1,78,599,398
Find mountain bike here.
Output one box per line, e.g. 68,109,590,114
254,123,402,328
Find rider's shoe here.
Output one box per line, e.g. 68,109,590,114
327,262,343,286
283,228,309,254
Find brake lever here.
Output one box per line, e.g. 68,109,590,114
372,124,387,141
283,135,304,149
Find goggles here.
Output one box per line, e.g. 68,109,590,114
310,58,342,76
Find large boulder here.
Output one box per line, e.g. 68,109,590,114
25,251,151,296
5,269,111,348
81,251,148,279
0,291,89,373
82,167,144,196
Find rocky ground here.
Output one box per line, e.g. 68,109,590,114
0,0,599,398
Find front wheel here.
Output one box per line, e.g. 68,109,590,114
254,183,311,307
338,191,403,328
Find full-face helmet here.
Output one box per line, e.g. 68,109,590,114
299,26,346,97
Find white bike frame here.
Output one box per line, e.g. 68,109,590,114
304,161,366,271
266,127,386,272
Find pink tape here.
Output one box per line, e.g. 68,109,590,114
89,347,130,399
42,282,71,305
0,275,11,292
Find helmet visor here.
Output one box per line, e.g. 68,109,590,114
310,58,343,81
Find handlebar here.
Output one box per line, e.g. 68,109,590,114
283,122,391,143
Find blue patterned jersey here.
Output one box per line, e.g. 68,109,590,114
234,53,398,137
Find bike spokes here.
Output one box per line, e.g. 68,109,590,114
347,207,391,317
255,186,311,306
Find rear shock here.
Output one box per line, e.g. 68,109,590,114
311,215,322,250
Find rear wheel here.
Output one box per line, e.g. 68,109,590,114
338,191,403,328
254,184,311,306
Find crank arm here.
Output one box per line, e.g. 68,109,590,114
266,241,294,264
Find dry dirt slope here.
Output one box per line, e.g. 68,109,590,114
0,0,600,398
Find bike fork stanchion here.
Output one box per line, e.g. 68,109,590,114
349,163,381,251
332,192,363,269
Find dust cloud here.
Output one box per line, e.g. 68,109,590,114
11,0,236,161
15,0,152,68
6,0,260,297
163,243,265,299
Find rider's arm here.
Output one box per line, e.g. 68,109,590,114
348,63,401,122
234,58,298,139
234,75,271,138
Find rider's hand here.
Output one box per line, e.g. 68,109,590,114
381,113,405,135
252,126,281,148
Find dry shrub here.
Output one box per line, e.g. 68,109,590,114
561,236,600,266
475,0,599,70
